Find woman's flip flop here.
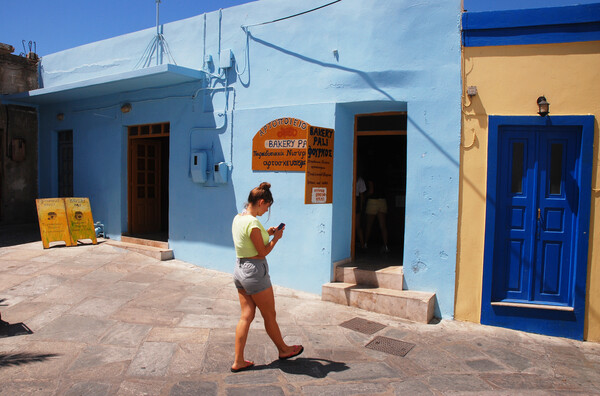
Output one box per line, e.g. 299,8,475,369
230,360,254,373
279,345,304,360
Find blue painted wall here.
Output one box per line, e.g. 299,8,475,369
35,0,462,317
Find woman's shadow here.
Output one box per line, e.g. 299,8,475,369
252,357,349,378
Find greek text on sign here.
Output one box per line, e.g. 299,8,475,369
311,187,328,204
252,118,308,171
305,126,334,204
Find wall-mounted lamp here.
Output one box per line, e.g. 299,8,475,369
57,113,64,121
537,96,550,117
121,103,132,113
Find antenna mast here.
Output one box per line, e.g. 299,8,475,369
135,0,177,69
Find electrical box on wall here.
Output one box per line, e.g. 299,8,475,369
214,162,229,184
220,49,233,69
191,151,208,183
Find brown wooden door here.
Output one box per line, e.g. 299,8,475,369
130,139,161,234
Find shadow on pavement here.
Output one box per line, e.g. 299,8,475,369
0,352,58,367
252,358,349,378
0,223,40,248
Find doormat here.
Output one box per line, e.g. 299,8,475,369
340,317,386,335
365,336,415,357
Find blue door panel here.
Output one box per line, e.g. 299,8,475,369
482,116,594,341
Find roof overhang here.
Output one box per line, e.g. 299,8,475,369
2,64,204,105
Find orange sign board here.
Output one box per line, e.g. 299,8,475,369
305,126,334,204
252,117,308,171
64,198,98,245
36,198,73,249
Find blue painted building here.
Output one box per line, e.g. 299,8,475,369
5,0,462,318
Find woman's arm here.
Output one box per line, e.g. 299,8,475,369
249,227,283,257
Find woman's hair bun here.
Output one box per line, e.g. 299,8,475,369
258,182,271,191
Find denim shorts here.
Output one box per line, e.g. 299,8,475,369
233,258,271,295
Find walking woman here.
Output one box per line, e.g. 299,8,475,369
230,182,303,372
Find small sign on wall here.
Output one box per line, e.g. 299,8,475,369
305,126,334,204
252,118,308,171
252,118,334,204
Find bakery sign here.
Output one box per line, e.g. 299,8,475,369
252,118,334,204
252,117,308,171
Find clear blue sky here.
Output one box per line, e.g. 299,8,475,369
1,0,256,56
2,0,598,57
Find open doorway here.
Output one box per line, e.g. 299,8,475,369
127,122,169,242
353,113,406,267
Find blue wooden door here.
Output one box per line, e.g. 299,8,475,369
483,116,594,340
493,126,579,307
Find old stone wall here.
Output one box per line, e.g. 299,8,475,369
0,46,39,224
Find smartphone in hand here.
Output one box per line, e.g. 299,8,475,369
277,223,285,230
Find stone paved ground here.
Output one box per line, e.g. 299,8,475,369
1,235,599,395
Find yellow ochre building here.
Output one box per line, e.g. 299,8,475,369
457,4,600,341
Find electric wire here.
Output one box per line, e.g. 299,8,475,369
241,0,342,29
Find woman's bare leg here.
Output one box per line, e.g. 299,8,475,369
251,286,301,357
232,289,256,370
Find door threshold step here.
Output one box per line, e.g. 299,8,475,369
105,240,173,261
120,235,168,249
335,264,403,290
322,282,435,323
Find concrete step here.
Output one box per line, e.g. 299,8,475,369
105,240,173,261
120,235,168,249
334,265,403,290
322,282,435,323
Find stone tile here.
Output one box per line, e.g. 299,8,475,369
63,381,112,396
427,374,494,392
68,296,129,318
176,295,240,315
408,345,470,373
391,379,435,395
81,269,126,283
0,249,46,261
479,343,538,372
110,305,183,326
201,343,234,373
92,281,149,300
23,304,72,332
0,274,30,292
100,322,152,347
465,358,506,372
0,300,52,324
0,341,85,381
441,341,490,360
327,361,400,382
224,370,281,385
39,263,97,278
127,342,177,377
301,382,389,396
66,344,134,379
0,379,60,395
226,385,285,396
169,381,218,396
32,279,100,305
68,344,136,371
121,271,164,283
480,373,570,390
6,274,65,297
116,380,167,396
32,314,115,343
179,313,238,329
168,343,209,376
146,327,210,343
